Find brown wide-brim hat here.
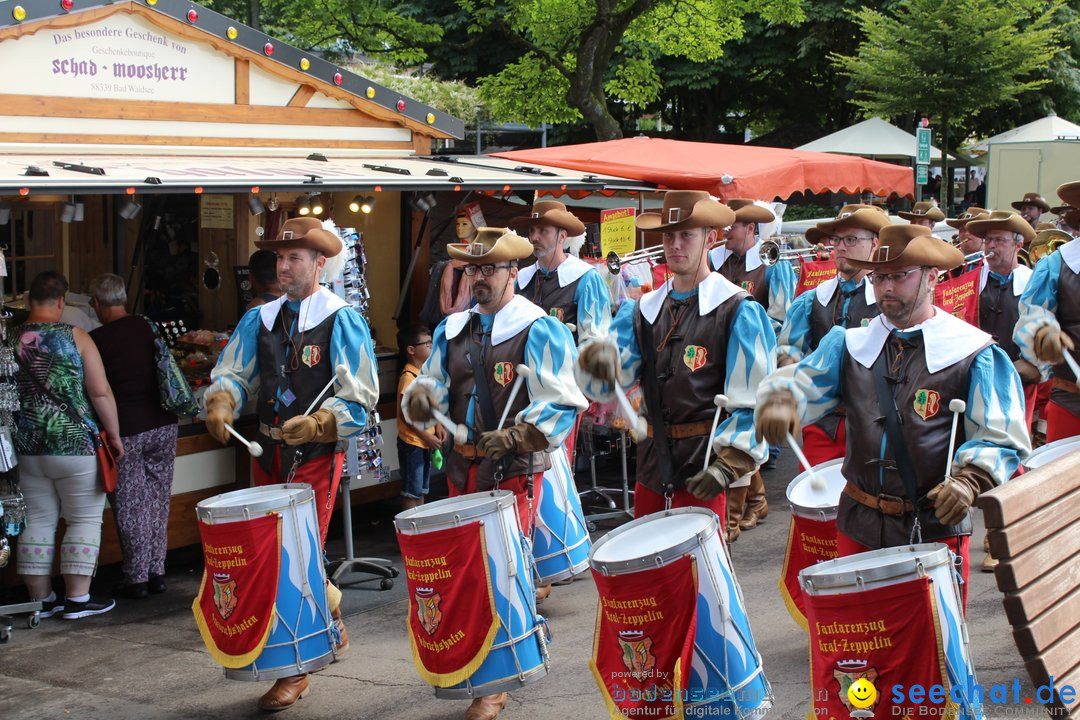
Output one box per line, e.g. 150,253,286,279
727,198,776,224
897,201,946,223
846,224,964,272
945,207,989,229
966,210,1036,243
447,227,534,263
508,200,586,236
255,216,342,256
1057,181,1080,209
814,207,892,237
1050,204,1074,215
1012,192,1051,213
636,190,735,232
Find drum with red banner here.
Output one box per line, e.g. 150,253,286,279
395,490,550,698
588,508,772,719
779,459,845,631
193,484,336,680
801,544,980,720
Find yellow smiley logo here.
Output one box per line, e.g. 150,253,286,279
848,678,877,709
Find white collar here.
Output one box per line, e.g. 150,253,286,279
845,308,991,372
638,272,742,325
259,286,348,332
444,294,546,346
814,276,876,306
1059,239,1080,274
517,255,593,289
978,263,1032,296
708,240,763,272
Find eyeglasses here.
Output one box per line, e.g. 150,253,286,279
831,235,873,247
463,263,512,277
868,267,925,285
413,340,433,347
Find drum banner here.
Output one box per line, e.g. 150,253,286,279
806,576,954,720
590,555,698,720
398,521,499,687
779,515,838,632
192,514,281,668
934,267,980,325
796,258,838,296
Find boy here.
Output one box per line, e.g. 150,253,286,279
397,326,444,509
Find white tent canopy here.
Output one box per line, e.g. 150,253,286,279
796,117,951,161
968,113,1080,154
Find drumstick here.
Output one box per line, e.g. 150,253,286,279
497,365,532,431
303,374,339,417
565,323,577,333
613,385,647,441
702,394,729,471
225,423,264,457
944,399,967,480
787,432,824,492
1062,351,1080,389
432,408,469,446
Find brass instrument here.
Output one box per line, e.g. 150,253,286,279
1020,234,1070,267
758,239,833,267
937,251,989,281
606,245,665,274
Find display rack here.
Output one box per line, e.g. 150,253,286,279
578,424,634,528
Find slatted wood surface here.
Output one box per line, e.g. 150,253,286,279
977,451,1080,718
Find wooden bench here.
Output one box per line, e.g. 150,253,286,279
977,451,1080,718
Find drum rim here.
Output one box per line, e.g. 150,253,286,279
800,543,952,592
589,507,718,575
785,458,845,517
196,483,315,520
433,663,548,699
1024,435,1080,468
223,649,334,681
394,490,516,531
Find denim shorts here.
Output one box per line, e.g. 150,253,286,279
398,438,431,499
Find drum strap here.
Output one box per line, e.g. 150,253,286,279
871,350,922,533
639,316,676,493
467,314,510,478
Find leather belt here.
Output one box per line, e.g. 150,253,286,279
259,422,284,441
843,482,913,517
1053,377,1080,395
646,420,711,440
454,443,488,460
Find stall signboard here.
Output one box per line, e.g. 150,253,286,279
600,208,636,259
200,195,235,229
0,13,235,104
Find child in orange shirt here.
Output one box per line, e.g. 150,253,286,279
397,326,444,510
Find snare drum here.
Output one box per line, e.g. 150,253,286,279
590,508,772,716
801,545,980,720
1024,436,1080,469
532,448,591,584
196,484,335,680
780,459,846,630
396,491,550,698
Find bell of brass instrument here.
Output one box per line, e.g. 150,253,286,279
758,239,834,267
606,245,666,274
1020,234,1070,267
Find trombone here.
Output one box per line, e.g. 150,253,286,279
605,239,728,274
938,251,990,281
758,239,834,267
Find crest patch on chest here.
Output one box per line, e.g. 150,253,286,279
683,345,708,372
913,388,941,420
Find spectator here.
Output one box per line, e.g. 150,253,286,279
89,273,180,599
245,249,282,309
13,271,123,619
396,325,443,510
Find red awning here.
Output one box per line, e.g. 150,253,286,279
492,137,914,200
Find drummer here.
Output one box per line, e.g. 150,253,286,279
756,225,1030,605
775,206,888,465
1015,180,1080,442
577,191,776,539
204,217,379,711
401,227,586,720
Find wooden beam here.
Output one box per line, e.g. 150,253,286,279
0,132,415,150
235,59,250,105
287,84,317,108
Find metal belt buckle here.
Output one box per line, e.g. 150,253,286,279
876,492,906,514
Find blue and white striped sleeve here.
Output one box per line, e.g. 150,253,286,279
775,289,814,363
714,299,776,463
206,306,263,413
955,345,1031,483
400,318,452,431
574,267,614,345
518,316,589,447
757,325,845,427
765,260,798,330
575,298,642,402
1014,253,1062,381
322,308,378,437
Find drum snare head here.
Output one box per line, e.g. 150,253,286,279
800,543,952,593
590,508,717,574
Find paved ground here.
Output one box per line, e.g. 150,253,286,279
0,448,1033,720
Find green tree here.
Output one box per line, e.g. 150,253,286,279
832,0,1067,208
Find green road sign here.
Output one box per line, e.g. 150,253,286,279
916,128,932,165
916,164,929,185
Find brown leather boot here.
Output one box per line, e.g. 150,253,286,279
535,584,552,603
981,534,998,573
726,486,748,543
257,674,310,711
740,471,768,530
331,605,349,657
464,692,508,720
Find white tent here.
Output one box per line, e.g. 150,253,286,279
796,117,951,160
968,113,1080,154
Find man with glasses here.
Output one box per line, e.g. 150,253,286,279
756,224,1029,606
204,217,379,711
577,191,776,530
774,207,889,467
401,227,586,720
